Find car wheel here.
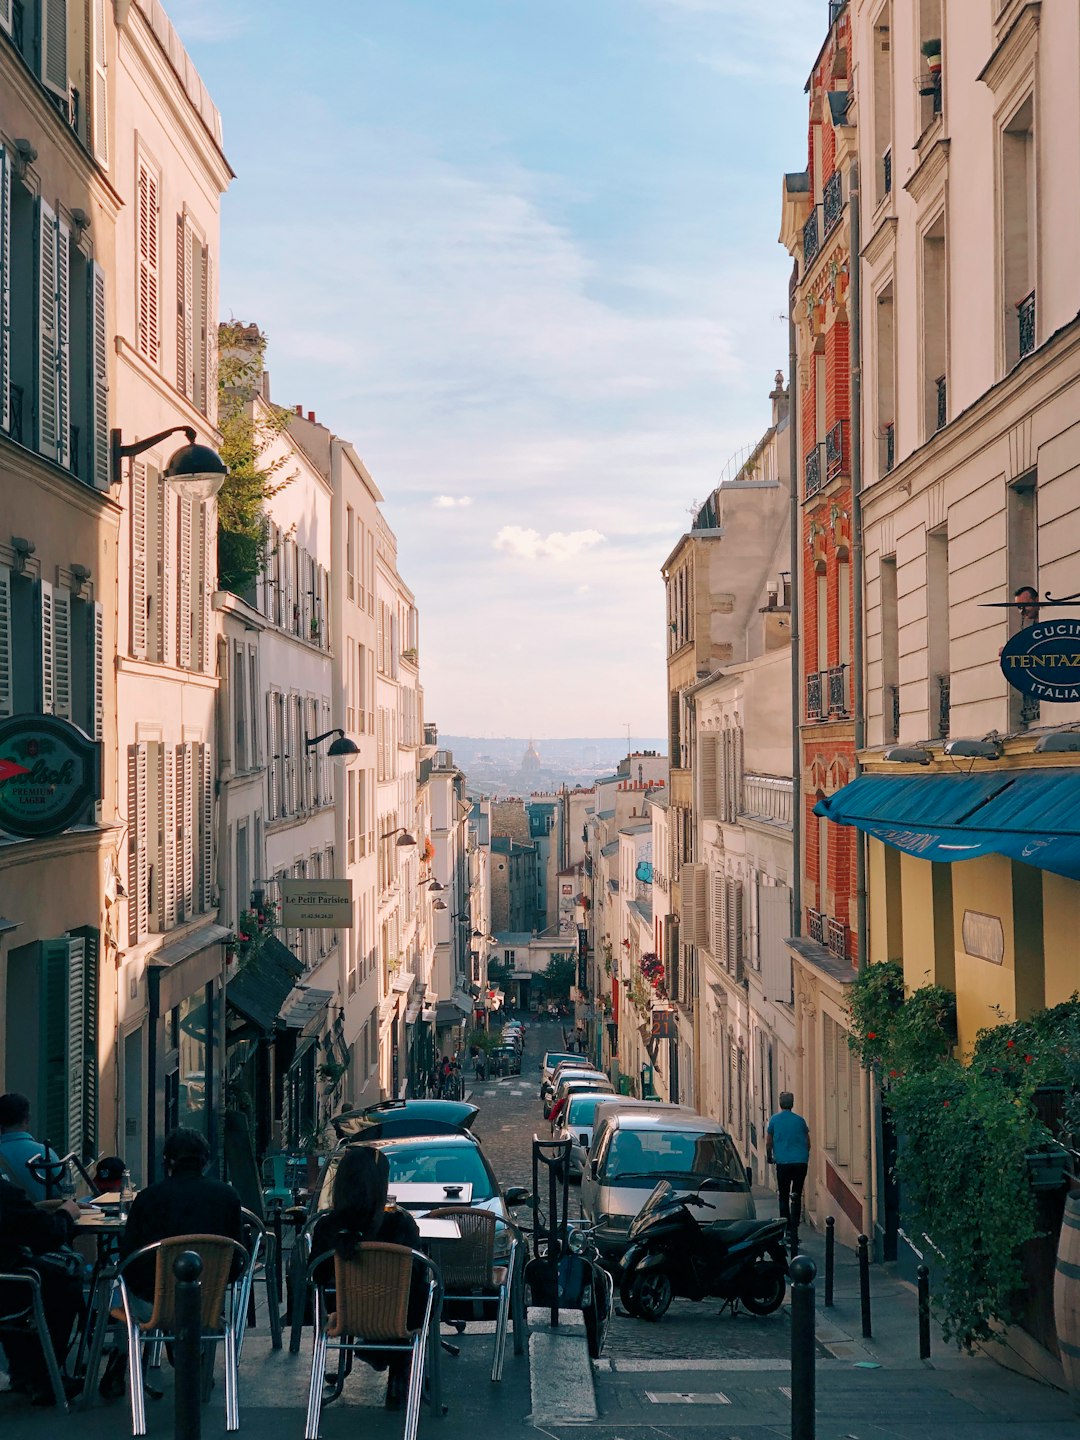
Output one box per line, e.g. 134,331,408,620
738,1260,787,1316
625,1267,672,1321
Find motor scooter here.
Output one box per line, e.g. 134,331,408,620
618,1180,787,1322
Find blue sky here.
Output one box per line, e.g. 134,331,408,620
169,0,825,736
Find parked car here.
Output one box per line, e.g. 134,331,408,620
489,1043,522,1076
551,1092,622,1176
541,1061,602,1102
544,1068,610,1117
546,1077,614,1122
330,1098,479,1142
539,1052,581,1092
578,1109,755,1260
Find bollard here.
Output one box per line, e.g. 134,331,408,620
917,1264,931,1360
857,1234,872,1339
824,1216,835,1308
174,1250,203,1440
789,1255,817,1440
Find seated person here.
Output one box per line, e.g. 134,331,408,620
0,1176,82,1405
93,1157,126,1196
0,1093,63,1202
310,1147,424,1412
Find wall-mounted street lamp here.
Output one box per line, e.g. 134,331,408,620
432,899,448,910
111,425,228,499
943,737,1003,761
387,827,418,847
305,727,360,762
882,745,932,765
428,879,445,892
1035,730,1080,754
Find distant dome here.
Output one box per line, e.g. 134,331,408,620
521,739,541,770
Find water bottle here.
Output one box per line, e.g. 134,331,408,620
120,1167,132,1217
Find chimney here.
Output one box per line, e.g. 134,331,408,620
294,404,302,416
308,410,315,422
770,369,789,427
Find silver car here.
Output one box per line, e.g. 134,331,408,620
551,1091,620,1176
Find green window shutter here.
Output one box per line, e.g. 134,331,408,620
0,146,10,434
39,938,72,1152
69,926,100,1156
66,933,87,1154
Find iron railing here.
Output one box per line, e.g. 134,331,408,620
8,384,24,445
803,207,821,267
883,146,892,196
827,917,848,962
826,419,845,481
1020,692,1041,726
828,663,849,716
937,674,950,739
807,670,824,721
69,425,79,478
889,683,900,741
935,375,947,431
823,169,843,237
741,775,793,827
1018,291,1036,358
807,908,825,943
883,421,895,474
805,444,823,498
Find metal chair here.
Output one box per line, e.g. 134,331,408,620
0,1268,70,1409
304,1244,442,1440
113,1234,250,1435
235,1207,282,1355
424,1206,522,1380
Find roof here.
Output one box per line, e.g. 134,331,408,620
630,899,653,925
620,821,652,835
226,935,304,1034
597,808,615,820
600,840,620,857
600,1109,730,1135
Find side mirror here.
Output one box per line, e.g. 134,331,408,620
589,1158,599,1181
745,1166,753,1189
579,1134,589,1148
504,1186,532,1207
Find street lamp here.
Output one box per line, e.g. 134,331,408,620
305,727,360,762
428,879,445,892
432,898,448,910
387,827,417,847
111,425,228,500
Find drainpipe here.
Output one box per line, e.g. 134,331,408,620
849,158,876,1245
788,261,802,937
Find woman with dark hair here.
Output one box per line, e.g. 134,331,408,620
310,1146,424,1410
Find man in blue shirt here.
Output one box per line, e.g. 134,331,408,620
766,1092,811,1251
0,1093,62,1202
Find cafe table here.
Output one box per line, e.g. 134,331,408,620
73,1205,129,1406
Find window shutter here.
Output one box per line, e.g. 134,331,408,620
70,926,99,1155
725,877,744,981
130,461,147,655
202,248,213,418
39,937,72,1149
91,0,108,165
41,0,68,100
157,475,173,664
66,932,86,1154
137,160,159,363
199,502,214,672
266,693,278,820
39,580,55,713
88,600,104,744
760,884,793,1002
199,742,213,912
38,200,59,461
0,565,11,718
0,147,10,434
159,744,177,930
179,743,194,919
709,870,725,960
699,733,718,820
177,495,192,668
51,586,72,719
127,743,148,943
823,1015,838,1152
176,212,192,396
54,213,70,469
88,262,109,488
0,2,11,37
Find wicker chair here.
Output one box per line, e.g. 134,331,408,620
0,1268,70,1409
424,1207,522,1381
304,1244,442,1440
112,1234,250,1435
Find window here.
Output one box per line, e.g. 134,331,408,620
37,928,99,1156
127,739,211,940
233,643,248,770
346,506,355,601
176,210,211,413
1001,96,1035,370
816,573,828,675
917,0,943,135
922,215,947,438
872,7,893,206
926,528,950,738
1007,474,1038,728
822,1012,864,1182
880,555,899,741
136,153,160,364
876,281,895,475
133,467,211,671
0,567,103,743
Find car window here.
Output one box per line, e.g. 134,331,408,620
565,1095,607,1126
318,1144,496,1209
603,1130,746,1187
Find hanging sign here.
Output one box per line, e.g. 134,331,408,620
280,878,353,928
1000,620,1080,703
0,714,101,839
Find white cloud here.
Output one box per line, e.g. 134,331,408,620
433,495,472,508
493,526,606,562
642,0,823,86
166,0,251,43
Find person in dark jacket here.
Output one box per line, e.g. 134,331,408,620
310,1147,425,1411
0,1176,83,1403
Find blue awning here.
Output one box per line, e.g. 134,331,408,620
814,768,1080,881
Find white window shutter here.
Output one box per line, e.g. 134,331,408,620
199,502,214,672
39,580,55,713
89,600,104,744
0,2,11,36
137,160,159,363
699,733,718,820
54,213,70,470
41,0,68,100
38,199,58,461
157,475,173,665
52,586,72,719
709,870,725,960
159,744,176,930
130,461,147,656
180,743,194,918
127,743,148,943
266,692,277,820
176,211,192,395
0,566,10,718
202,248,213,418
89,262,109,489
200,742,213,911
91,0,108,166
177,495,192,668
760,884,793,1003
0,147,10,434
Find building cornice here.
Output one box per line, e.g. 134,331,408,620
0,435,123,522
861,213,897,268
904,136,950,205
979,2,1041,93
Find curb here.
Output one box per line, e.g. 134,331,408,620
525,1307,597,1423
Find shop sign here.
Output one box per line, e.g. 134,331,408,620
0,714,101,839
280,878,353,928
1000,620,1080,702
650,1007,674,1040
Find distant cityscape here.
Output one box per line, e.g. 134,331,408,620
441,736,668,797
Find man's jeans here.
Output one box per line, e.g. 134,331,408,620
776,1162,808,1233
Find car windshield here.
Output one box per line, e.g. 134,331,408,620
544,1054,577,1070
565,1095,609,1126
319,1143,497,1209
605,1131,746,1188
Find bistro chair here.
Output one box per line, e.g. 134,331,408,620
424,1207,522,1381
113,1234,250,1435
304,1243,442,1440
235,1207,283,1355
0,1267,70,1410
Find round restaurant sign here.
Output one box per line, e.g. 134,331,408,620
0,714,102,839
1000,619,1080,703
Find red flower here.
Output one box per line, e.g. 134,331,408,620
1024,1054,1034,1064
239,931,251,942
1006,1040,1015,1049
867,1032,877,1040
889,1069,898,1078
943,1100,950,1108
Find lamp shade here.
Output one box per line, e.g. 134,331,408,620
163,437,228,501
395,831,417,847
327,733,360,760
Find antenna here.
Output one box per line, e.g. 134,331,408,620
625,722,632,759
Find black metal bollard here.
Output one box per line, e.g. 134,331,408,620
824,1216,835,1308
857,1234,872,1339
174,1250,203,1440
917,1264,931,1360
790,1255,816,1440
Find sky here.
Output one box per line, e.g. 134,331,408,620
168,0,826,737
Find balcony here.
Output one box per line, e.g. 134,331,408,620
826,917,848,962
806,670,824,721
807,908,824,943
937,674,950,740
805,444,823,499
826,419,845,482
741,775,793,828
882,421,895,475
1018,291,1036,359
828,663,849,716
822,170,843,238
803,207,821,268
882,146,892,197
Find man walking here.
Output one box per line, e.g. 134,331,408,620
766,1092,810,1252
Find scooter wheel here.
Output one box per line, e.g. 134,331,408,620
623,1268,672,1321
738,1260,787,1316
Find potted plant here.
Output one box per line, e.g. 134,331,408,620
921,38,942,73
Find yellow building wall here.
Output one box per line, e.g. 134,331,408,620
1043,871,1080,1006
950,854,1018,1050
899,853,938,989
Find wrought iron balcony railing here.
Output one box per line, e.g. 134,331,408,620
8,383,24,445
935,375,947,431
807,908,825,943
826,419,845,482
828,663,849,716
882,146,892,196
882,421,895,475
806,670,824,721
889,683,901,742
803,207,821,267
805,444,823,498
827,917,848,962
1018,291,1036,359
823,169,843,238
937,674,950,739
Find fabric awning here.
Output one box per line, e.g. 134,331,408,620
815,767,1080,881
226,935,304,1034
435,1000,467,1027
279,985,334,1033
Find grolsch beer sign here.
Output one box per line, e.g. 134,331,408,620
0,714,101,839
1000,619,1080,703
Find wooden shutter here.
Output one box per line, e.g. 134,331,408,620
41,0,68,101
179,743,194,918
54,213,70,469
52,586,72,719
0,147,9,434
127,743,148,943
709,870,725,960
69,926,99,1156
159,744,177,930
823,1014,838,1152
725,877,744,982
176,212,192,396
199,502,213,672
199,742,213,912
88,262,109,488
760,884,793,1003
39,938,72,1150
157,475,173,664
0,565,11,718
137,158,159,362
177,495,192,668
131,462,147,656
91,0,108,165
39,580,55,713
202,248,213,418
0,1,11,37
38,200,59,461
699,733,718,820
266,692,278,820
66,932,86,1153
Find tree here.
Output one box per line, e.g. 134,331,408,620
216,322,296,596
542,953,576,1001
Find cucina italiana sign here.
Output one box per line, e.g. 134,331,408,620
1000,619,1080,703
0,714,102,839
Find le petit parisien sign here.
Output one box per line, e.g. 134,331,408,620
0,714,102,839
1000,619,1080,703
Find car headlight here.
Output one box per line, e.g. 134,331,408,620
493,1225,513,1261
567,1228,586,1255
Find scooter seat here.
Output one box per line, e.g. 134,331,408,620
705,1219,775,1244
